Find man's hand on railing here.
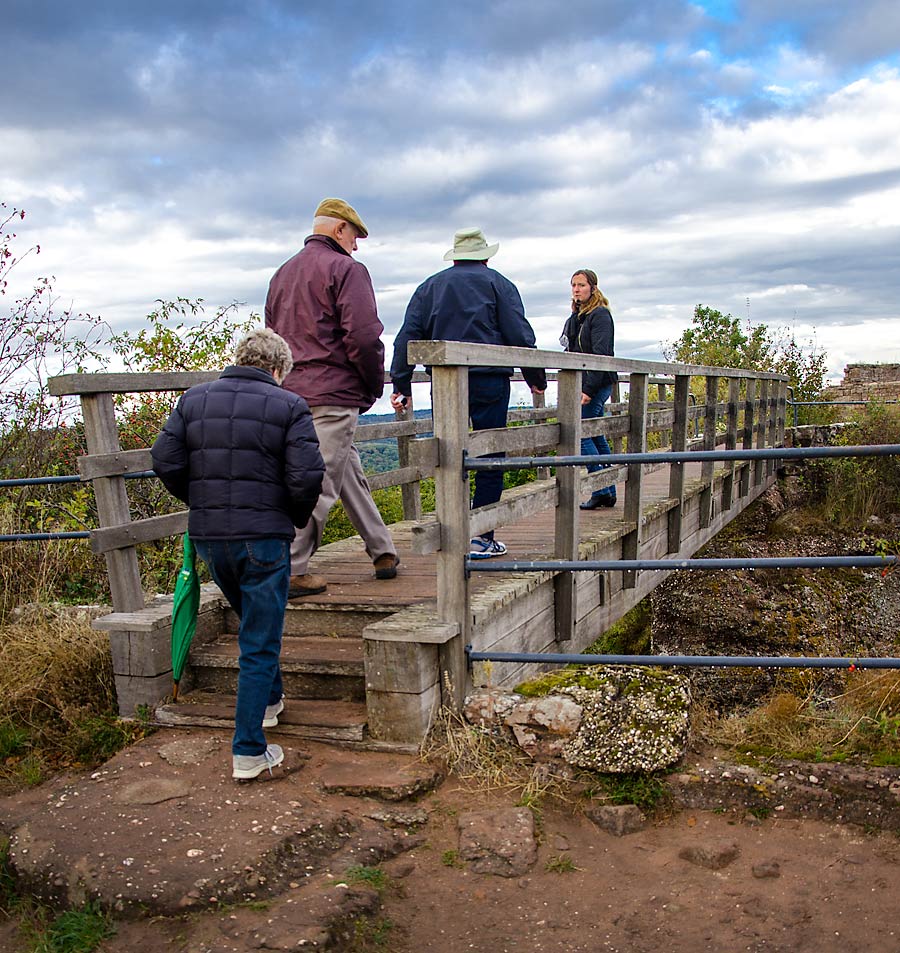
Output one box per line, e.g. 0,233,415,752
390,391,411,412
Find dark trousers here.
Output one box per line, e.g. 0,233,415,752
469,373,510,540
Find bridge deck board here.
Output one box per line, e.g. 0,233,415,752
298,463,700,609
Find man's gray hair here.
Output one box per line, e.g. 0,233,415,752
233,328,294,378
313,214,344,231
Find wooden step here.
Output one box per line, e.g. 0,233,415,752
223,603,400,638
155,693,368,743
188,635,365,701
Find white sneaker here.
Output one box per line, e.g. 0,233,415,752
469,536,508,559
262,695,285,728
232,743,284,780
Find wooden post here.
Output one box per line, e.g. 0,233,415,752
754,378,768,487
431,365,471,710
766,381,779,475
395,405,423,521
740,378,756,499
699,375,719,529
80,393,145,612
554,369,581,644
722,376,741,514
622,372,648,589
533,388,551,482
667,374,689,554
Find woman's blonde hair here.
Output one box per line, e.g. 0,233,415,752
571,268,609,314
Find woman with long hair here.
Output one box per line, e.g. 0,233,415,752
560,268,617,508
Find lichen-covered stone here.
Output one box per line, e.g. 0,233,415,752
558,665,690,773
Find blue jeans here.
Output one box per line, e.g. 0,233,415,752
193,538,290,756
581,385,616,502
469,373,510,540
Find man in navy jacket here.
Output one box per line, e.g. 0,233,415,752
390,227,546,559
152,328,324,781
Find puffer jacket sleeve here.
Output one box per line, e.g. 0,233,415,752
150,399,190,505
283,401,326,529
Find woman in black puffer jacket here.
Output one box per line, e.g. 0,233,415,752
560,268,617,509
152,328,324,781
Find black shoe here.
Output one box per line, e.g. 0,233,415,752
580,496,616,510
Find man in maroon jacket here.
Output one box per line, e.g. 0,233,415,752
265,198,398,597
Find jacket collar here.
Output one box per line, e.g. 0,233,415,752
220,365,279,386
303,233,350,257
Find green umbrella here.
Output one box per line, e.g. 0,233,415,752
171,532,200,702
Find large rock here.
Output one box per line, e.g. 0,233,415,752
559,666,690,773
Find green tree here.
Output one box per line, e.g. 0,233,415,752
663,305,829,424
663,305,774,370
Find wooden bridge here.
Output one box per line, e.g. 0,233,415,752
49,343,788,747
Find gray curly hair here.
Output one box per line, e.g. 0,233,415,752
233,328,294,379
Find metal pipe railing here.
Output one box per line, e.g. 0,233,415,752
465,443,900,471
467,555,899,574
465,647,900,670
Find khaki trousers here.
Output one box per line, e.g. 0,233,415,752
291,405,395,576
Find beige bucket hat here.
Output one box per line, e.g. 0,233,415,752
443,226,499,261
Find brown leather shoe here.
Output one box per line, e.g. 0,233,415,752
373,554,400,580
288,573,327,598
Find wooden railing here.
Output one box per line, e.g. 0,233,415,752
401,341,787,705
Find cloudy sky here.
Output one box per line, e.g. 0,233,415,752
3,0,900,404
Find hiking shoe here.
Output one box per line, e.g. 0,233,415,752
580,495,617,510
262,695,284,728
469,536,508,559
232,743,284,781
373,554,400,580
288,573,327,598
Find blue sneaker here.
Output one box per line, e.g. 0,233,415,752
469,536,508,559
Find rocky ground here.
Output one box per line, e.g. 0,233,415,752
2,479,899,952
1,728,898,953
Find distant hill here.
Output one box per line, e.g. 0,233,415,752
356,408,432,473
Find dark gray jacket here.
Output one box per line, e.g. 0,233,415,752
151,365,324,540
562,304,616,396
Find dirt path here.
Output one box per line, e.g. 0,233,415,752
2,732,898,953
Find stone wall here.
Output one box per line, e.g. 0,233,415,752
820,363,900,416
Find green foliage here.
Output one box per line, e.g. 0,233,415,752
595,773,669,812
663,304,830,424
108,298,256,373
584,602,652,656
441,849,465,868
30,902,114,953
348,916,394,952
342,865,388,893
544,854,578,873
805,402,900,529
664,305,774,371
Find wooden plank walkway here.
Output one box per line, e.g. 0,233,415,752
298,463,696,609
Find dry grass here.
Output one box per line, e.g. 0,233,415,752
695,671,900,764
0,607,147,791
0,607,116,726
421,705,572,808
